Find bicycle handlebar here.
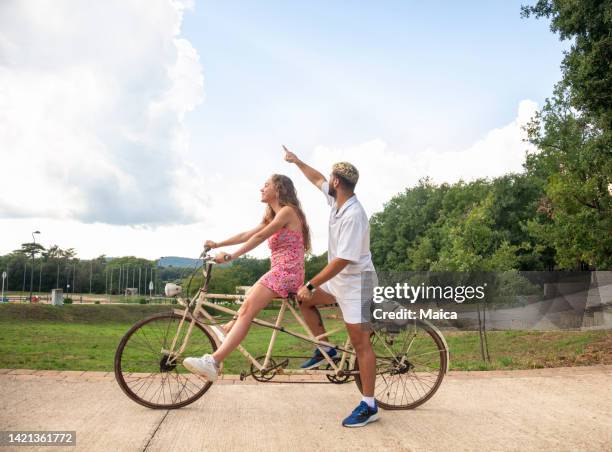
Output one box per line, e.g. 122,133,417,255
200,245,217,263
200,243,230,263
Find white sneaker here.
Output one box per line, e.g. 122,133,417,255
182,354,219,381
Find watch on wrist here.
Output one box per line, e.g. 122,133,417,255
223,254,232,262
306,281,315,292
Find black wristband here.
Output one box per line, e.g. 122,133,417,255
306,281,315,292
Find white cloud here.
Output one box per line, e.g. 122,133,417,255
307,99,539,220
0,0,206,225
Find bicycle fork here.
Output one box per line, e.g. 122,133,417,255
161,290,209,366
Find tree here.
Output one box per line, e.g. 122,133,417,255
305,252,328,280
42,245,61,260
522,0,612,130
522,1,612,269
42,245,77,260
13,242,45,258
369,176,548,272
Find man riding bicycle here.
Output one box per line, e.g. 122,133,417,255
284,146,379,428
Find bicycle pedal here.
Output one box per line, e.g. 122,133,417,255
239,371,247,381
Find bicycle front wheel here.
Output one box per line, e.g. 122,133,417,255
114,312,217,409
354,320,447,410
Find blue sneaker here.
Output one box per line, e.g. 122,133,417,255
300,347,337,368
342,401,379,428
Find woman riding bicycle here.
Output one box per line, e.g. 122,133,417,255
183,174,311,380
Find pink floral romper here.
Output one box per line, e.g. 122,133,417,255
258,227,305,298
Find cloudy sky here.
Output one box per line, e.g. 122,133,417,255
0,0,567,260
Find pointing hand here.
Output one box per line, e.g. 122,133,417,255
283,145,299,164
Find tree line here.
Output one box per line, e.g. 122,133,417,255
0,245,192,295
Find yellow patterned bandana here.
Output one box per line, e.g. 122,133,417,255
332,162,359,184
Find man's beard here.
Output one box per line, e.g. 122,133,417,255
328,184,337,198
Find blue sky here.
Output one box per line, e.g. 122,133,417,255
0,1,568,259
182,1,566,171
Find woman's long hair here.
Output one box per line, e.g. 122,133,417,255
263,174,312,252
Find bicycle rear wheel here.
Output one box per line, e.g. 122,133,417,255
114,312,217,409
354,320,447,410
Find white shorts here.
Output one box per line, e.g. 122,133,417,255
318,271,377,324
317,282,362,324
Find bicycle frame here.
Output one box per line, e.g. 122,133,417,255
165,262,357,379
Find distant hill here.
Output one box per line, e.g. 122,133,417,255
157,256,202,268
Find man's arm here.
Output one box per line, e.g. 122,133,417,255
296,257,351,302
283,145,326,189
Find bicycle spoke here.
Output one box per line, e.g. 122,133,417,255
126,335,158,354
374,371,394,400
138,374,158,401
169,371,191,403
407,373,424,399
409,349,444,358
124,372,157,383
391,372,402,405
159,372,168,405
162,316,174,350
411,371,432,395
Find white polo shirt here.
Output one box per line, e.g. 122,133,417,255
320,181,376,301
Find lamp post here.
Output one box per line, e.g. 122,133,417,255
1,271,6,303
30,231,40,302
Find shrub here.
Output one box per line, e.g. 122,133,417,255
94,301,100,305
63,298,73,304
139,299,149,304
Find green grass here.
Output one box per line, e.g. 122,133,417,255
0,303,347,374
0,304,610,374
443,329,610,370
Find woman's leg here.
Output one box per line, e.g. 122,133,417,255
221,319,236,334
221,307,241,334
222,286,253,333
212,283,277,363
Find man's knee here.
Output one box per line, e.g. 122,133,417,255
347,327,373,352
298,298,315,310
352,337,368,352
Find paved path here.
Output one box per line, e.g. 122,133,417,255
1,366,611,451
